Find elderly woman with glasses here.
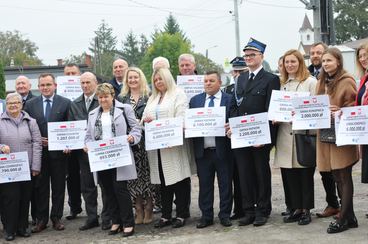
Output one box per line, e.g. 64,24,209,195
84,83,141,237
0,93,42,241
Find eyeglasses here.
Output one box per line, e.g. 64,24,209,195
243,53,261,59
7,101,21,106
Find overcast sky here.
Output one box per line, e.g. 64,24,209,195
0,0,313,70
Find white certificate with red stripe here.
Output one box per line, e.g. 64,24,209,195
87,135,133,172
292,95,330,130
184,107,226,138
0,152,30,184
47,120,87,151
229,112,271,149
145,117,184,151
56,76,83,101
176,75,205,100
268,90,310,122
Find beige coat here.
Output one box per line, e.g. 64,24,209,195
142,88,195,186
316,73,359,171
274,76,317,168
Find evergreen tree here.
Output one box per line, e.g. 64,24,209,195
163,14,187,40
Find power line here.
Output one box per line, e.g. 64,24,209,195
244,0,304,9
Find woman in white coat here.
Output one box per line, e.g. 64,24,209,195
142,68,194,228
274,49,317,225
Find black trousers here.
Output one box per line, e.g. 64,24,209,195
0,181,32,234
234,145,272,217
281,169,291,210
232,157,243,216
32,150,67,224
320,171,340,208
196,148,232,220
281,167,315,210
66,152,82,214
158,151,191,220
98,168,134,227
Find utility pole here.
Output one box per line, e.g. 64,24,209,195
300,0,321,42
233,0,241,56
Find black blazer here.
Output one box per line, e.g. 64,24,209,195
189,91,233,159
69,94,99,121
24,94,71,149
230,68,280,145
117,94,148,120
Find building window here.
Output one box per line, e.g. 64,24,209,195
307,34,310,41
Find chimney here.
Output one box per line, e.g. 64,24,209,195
57,59,63,66
85,54,92,67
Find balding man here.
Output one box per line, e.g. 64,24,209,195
109,58,128,98
15,75,34,105
178,54,196,75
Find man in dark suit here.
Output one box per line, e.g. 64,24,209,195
62,64,83,221
15,75,35,106
230,38,280,227
24,73,71,233
108,58,128,98
190,71,233,228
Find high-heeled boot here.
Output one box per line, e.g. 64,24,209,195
135,196,144,225
143,197,153,224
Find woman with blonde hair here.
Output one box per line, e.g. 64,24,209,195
142,68,194,228
117,67,156,225
274,49,317,225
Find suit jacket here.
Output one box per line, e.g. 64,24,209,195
230,68,280,145
189,91,232,159
69,94,99,121
108,78,122,98
24,94,71,158
22,91,35,106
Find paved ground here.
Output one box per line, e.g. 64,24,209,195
3,157,368,243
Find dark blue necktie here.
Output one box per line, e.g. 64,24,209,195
208,95,215,107
45,99,51,121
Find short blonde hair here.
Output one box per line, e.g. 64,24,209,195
151,68,176,98
120,67,151,97
96,83,115,97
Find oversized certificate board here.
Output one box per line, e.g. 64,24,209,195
292,95,330,130
56,76,83,101
47,120,87,151
184,107,226,138
87,135,133,172
145,117,184,151
229,112,271,149
176,75,204,100
267,90,310,122
0,151,31,184
336,106,368,146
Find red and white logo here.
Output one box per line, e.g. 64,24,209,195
10,154,15,160
312,97,317,103
99,143,107,147
303,100,310,104
241,119,247,123
109,139,115,145
59,125,67,129
250,116,255,122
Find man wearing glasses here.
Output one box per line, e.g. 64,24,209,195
230,38,280,227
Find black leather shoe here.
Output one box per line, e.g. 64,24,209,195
220,218,232,227
5,233,15,241
79,220,99,231
327,221,349,234
253,216,268,226
281,208,292,216
101,221,112,230
196,219,214,229
154,218,172,228
238,216,255,226
298,213,311,225
283,211,303,223
122,227,134,237
66,209,82,220
348,217,358,228
230,213,245,220
172,218,185,228
16,229,30,237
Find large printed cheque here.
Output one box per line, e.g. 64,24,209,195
292,95,330,130
48,120,87,151
336,106,368,146
0,152,30,184
184,107,226,138
87,135,133,172
268,90,310,122
145,117,184,151
176,75,204,100
229,112,271,149
56,76,83,101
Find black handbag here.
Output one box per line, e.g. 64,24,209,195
295,131,316,167
319,119,336,144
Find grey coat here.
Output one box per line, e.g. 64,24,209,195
0,111,42,171
85,100,142,181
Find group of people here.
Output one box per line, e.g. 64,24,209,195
0,37,368,242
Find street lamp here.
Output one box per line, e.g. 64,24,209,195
205,45,218,59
